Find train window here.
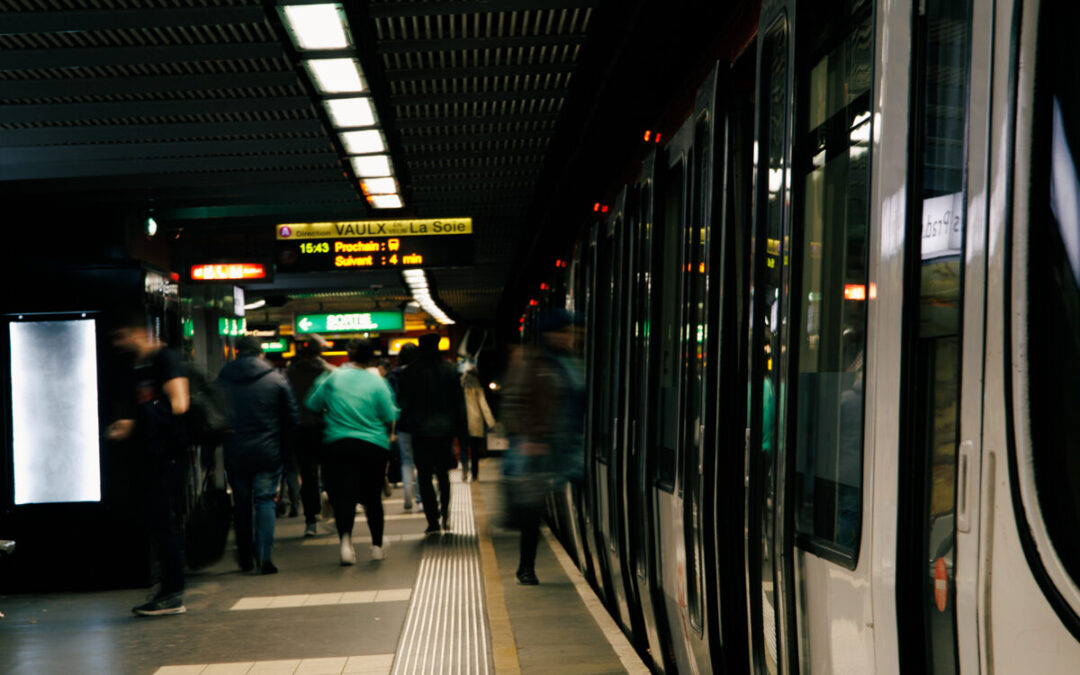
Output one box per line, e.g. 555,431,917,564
792,12,873,561
653,161,685,491
1022,0,1080,600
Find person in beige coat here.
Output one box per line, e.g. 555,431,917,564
461,369,495,481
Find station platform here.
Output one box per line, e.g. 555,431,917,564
0,462,649,675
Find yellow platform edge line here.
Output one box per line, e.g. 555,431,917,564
472,486,523,675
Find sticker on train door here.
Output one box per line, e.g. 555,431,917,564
934,557,948,612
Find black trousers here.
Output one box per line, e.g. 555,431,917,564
462,436,484,479
296,426,323,525
322,438,388,546
148,457,187,596
413,435,452,528
517,507,542,574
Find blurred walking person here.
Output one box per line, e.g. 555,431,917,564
501,310,585,585
461,368,496,482
218,336,300,575
286,337,335,536
397,333,467,534
305,340,399,564
108,312,191,615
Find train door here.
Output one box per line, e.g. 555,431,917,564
628,151,677,672
747,1,879,671
895,0,982,671
977,0,1080,670
652,63,722,675
584,223,613,607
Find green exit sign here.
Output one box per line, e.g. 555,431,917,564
261,339,289,353
295,312,404,334
218,317,247,337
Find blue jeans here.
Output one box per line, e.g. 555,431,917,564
398,431,418,506
229,467,282,565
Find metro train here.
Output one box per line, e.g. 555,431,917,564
534,0,1080,672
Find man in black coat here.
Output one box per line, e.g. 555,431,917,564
396,333,467,533
218,336,300,573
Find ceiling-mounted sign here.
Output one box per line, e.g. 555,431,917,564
261,339,289,353
276,219,471,240
275,218,474,272
190,263,269,282
295,312,404,334
218,317,247,337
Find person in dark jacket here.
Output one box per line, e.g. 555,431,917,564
218,336,300,574
397,333,467,534
386,342,419,511
286,337,335,537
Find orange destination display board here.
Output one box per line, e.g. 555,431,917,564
275,218,473,272
190,263,269,281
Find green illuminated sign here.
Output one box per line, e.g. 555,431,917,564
183,318,194,339
261,339,289,353
218,317,247,337
295,312,403,334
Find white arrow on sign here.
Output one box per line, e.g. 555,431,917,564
298,317,313,332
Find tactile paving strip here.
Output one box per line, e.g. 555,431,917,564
391,476,492,675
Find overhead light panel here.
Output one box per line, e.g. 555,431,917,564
369,194,403,209
341,129,385,155
282,4,350,50
351,154,392,177
361,177,398,195
325,97,376,128
403,270,426,279
306,58,365,94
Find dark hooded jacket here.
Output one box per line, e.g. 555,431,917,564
287,355,334,428
218,355,300,473
397,350,467,438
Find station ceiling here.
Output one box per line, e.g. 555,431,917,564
0,0,749,324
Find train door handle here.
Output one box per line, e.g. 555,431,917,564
957,439,975,533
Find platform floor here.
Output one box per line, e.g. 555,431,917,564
0,461,646,674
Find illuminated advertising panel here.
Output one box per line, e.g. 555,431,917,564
275,219,474,272
9,317,101,504
261,339,289,353
295,312,403,334
190,263,269,282
218,317,247,337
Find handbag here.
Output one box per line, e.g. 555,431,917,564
486,422,509,451
499,472,554,529
184,467,232,570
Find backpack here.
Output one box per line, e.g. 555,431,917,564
181,363,231,446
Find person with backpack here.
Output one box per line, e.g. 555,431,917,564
217,336,300,574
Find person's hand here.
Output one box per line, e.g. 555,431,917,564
106,419,135,441
389,433,398,443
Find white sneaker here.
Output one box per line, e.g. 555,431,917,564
339,535,356,566
371,545,385,561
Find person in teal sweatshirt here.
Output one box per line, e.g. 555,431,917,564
305,340,399,565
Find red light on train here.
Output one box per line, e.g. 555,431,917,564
540,283,549,291
655,132,662,144
593,202,601,212
601,205,609,213
643,130,652,142
843,284,867,301
529,299,539,307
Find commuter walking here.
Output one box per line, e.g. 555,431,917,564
305,340,399,564
218,336,300,575
286,337,336,537
108,313,191,616
501,310,585,585
397,333,467,534
386,343,419,511
461,369,496,482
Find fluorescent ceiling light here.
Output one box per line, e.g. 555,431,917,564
325,97,376,128
369,194,403,209
361,177,398,195
282,4,350,50
351,154,392,177
244,299,266,310
306,58,365,94
341,129,385,154
403,270,426,279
